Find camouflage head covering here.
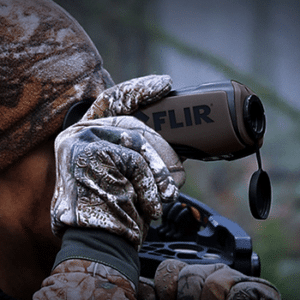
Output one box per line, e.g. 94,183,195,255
0,0,114,170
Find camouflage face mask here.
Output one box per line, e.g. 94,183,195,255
0,0,114,171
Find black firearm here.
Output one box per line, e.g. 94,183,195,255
139,193,261,278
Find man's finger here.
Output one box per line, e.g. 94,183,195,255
81,75,172,120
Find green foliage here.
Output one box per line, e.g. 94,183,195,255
254,219,300,299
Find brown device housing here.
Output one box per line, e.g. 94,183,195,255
135,80,265,161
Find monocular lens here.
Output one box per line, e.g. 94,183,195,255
243,95,266,140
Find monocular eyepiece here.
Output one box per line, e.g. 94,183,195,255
243,95,266,140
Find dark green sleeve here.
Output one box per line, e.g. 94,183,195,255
53,227,140,289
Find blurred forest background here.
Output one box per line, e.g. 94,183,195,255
55,0,300,298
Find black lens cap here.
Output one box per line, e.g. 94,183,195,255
249,168,271,219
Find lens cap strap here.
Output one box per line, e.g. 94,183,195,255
249,141,272,220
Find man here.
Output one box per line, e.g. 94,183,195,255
0,0,280,299
0,1,183,298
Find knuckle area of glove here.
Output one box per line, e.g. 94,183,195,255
73,138,151,186
77,125,145,153
72,126,172,191
76,141,159,200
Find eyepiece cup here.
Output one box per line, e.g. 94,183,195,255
243,95,266,140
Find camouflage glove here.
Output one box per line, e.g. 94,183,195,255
51,75,185,248
154,259,281,300
34,75,185,299
81,74,185,189
33,259,137,300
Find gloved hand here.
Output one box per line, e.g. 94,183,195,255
33,75,185,300
51,74,185,247
157,200,202,241
80,74,185,189
154,259,281,300
52,115,184,247
81,74,173,119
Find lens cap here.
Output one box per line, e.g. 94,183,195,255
249,169,271,219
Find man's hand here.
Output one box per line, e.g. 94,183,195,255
81,74,173,119
51,75,185,249
154,259,281,300
82,74,185,188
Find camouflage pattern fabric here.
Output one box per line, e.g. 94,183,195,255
0,0,114,171
33,259,136,300
154,259,281,300
51,76,186,249
35,75,184,300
